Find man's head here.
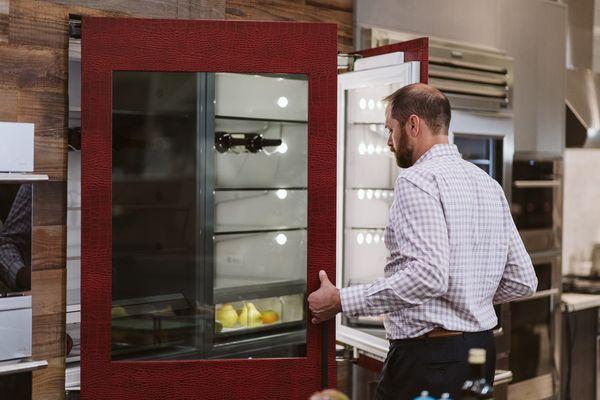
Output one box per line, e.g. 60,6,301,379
383,83,451,168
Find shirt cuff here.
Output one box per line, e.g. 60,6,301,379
340,284,369,317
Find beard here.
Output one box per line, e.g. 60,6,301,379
393,127,414,168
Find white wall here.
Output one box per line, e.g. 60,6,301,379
562,149,600,274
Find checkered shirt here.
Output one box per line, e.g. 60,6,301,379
340,144,537,339
0,184,31,291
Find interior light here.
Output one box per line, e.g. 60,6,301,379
358,142,367,155
365,233,373,244
376,100,383,110
367,144,375,154
369,124,377,132
277,96,289,108
366,189,373,200
275,233,288,245
375,145,382,154
278,142,288,154
276,189,288,200
374,234,380,243
368,99,375,110
374,190,381,199
357,189,365,200
382,192,388,199
359,98,367,110
356,233,364,245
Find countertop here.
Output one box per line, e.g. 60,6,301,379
562,292,600,312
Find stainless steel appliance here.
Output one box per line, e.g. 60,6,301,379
508,153,563,400
511,155,562,253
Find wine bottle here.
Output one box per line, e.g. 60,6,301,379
461,348,487,399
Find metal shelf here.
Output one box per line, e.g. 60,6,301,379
215,320,305,340
0,173,49,182
214,279,306,304
0,360,48,376
215,115,307,124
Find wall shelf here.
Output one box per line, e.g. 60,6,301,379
0,360,48,377
0,173,49,182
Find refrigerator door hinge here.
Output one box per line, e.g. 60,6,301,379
69,16,82,39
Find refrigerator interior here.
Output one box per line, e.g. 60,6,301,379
107,71,309,360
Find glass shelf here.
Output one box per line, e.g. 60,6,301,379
214,227,305,236
215,115,307,124
214,279,305,304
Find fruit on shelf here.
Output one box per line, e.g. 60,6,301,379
238,302,262,327
261,310,280,324
215,321,223,334
111,306,128,319
216,303,238,328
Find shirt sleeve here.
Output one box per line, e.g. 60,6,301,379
493,208,538,304
340,177,450,317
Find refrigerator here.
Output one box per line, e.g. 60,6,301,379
80,16,428,400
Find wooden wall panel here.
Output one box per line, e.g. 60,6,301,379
0,86,18,120
32,313,66,360
31,268,65,316
54,0,179,17
32,356,66,400
33,181,67,226
9,0,68,49
32,225,67,272
225,0,353,52
0,45,66,92
34,136,67,181
18,90,66,136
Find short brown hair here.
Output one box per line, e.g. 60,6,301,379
383,83,451,135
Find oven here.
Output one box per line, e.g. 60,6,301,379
508,155,563,400
511,155,562,253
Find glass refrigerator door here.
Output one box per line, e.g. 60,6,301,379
82,17,336,400
336,62,421,355
111,72,308,361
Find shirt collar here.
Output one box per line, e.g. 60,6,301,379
414,143,460,166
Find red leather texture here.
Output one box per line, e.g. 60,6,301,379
355,37,429,83
81,17,337,400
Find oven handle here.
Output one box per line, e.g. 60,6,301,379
513,180,560,188
511,288,560,302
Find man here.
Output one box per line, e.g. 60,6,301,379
0,184,32,292
308,83,537,399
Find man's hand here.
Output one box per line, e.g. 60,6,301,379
307,270,342,324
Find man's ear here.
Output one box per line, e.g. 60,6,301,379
408,114,420,137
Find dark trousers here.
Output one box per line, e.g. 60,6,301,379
375,330,495,400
